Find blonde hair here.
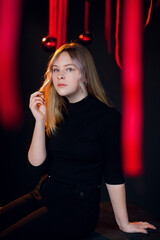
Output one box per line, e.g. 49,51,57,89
40,43,111,136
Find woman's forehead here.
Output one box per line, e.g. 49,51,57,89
52,52,79,68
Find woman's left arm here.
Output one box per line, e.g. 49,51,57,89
106,183,156,234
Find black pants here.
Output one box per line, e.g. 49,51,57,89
0,176,100,240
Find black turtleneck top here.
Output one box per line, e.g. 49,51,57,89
28,95,124,186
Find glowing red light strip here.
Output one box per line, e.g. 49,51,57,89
0,0,23,128
144,0,153,29
84,0,89,32
115,0,122,68
49,0,58,37
62,0,68,45
121,0,143,176
105,0,111,53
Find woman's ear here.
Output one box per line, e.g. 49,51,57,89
84,81,88,86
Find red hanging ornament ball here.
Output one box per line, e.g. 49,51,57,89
79,31,91,44
41,35,57,52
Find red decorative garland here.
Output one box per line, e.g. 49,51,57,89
42,0,68,51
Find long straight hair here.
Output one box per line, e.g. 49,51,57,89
40,43,111,136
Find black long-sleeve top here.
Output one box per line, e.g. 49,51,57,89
28,95,124,186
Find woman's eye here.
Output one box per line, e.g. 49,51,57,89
53,69,59,72
67,68,74,72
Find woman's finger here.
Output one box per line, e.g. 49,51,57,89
138,222,157,229
29,102,44,111
30,91,44,102
29,97,45,109
30,96,45,104
32,101,45,107
135,227,148,234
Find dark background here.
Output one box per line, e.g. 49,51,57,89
0,0,160,221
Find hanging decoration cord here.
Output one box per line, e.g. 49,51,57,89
85,0,89,32
105,0,112,53
79,0,91,43
144,0,153,29
115,0,122,69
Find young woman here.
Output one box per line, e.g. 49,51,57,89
0,43,156,240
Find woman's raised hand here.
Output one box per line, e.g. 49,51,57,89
29,92,47,122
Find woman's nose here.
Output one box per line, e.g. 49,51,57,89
57,74,64,80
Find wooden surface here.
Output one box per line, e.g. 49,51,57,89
85,202,160,240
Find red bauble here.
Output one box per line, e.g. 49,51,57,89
79,32,91,44
41,35,57,52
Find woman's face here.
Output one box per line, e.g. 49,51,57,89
51,52,87,103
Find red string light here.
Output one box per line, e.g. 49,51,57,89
0,0,23,128
105,0,112,53
115,0,122,68
121,0,143,176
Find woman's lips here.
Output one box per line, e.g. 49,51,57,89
57,84,67,88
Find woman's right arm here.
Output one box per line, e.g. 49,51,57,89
28,91,47,167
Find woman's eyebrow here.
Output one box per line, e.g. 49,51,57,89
52,64,77,67
64,64,77,67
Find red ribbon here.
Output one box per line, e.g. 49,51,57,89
49,0,58,37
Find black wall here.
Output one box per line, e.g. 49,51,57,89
0,0,160,220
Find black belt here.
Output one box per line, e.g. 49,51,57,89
38,174,101,201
